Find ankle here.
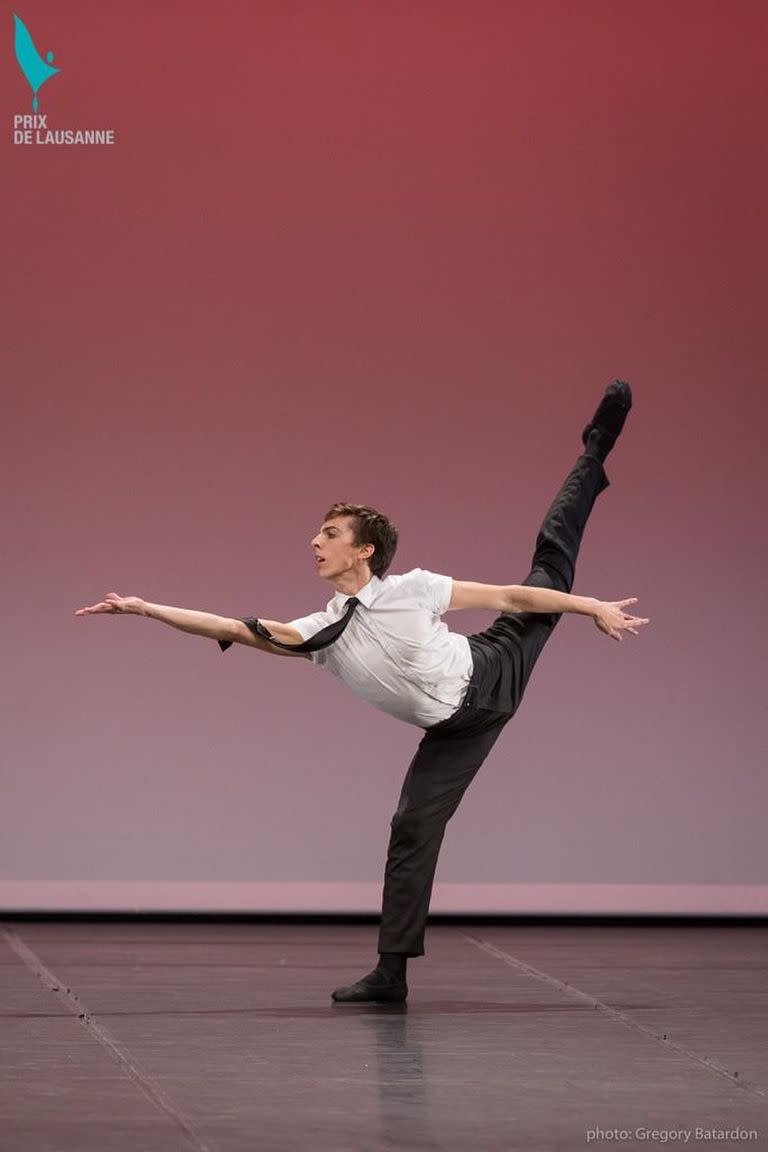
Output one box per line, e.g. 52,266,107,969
584,427,613,463
378,951,407,980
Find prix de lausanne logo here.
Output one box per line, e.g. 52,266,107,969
12,12,116,145
14,12,59,111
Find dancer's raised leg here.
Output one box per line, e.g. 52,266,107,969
479,379,633,714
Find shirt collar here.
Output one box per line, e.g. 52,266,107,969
334,574,381,610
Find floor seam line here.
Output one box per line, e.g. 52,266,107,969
1,927,215,1152
461,932,766,1099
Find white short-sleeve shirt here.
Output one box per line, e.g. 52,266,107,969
287,568,473,728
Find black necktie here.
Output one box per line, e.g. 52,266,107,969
218,596,360,653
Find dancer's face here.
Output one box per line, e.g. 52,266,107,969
311,517,373,582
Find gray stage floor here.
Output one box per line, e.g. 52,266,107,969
1,920,766,1151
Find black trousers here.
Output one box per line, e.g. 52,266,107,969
377,453,611,957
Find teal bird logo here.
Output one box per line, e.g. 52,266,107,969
14,14,60,112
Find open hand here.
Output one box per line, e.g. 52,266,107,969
75,592,146,617
593,598,649,642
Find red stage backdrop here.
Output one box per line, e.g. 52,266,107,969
2,1,765,912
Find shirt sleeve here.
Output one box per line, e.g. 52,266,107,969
285,609,335,664
411,568,454,616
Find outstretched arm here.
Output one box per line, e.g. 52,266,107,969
448,581,650,642
74,593,310,657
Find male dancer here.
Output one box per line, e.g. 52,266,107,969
76,380,648,1003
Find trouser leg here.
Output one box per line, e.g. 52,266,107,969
525,451,610,596
476,452,610,716
377,715,507,957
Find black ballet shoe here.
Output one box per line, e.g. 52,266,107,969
581,379,632,446
581,379,633,462
331,967,408,1003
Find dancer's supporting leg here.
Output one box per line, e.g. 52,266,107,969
330,711,508,1002
377,712,508,956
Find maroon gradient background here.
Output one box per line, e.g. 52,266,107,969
2,1,766,910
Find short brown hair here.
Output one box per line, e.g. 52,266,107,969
324,503,398,578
